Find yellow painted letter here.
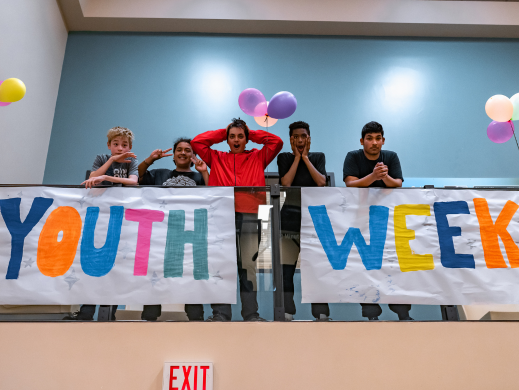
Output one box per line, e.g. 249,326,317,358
394,204,434,272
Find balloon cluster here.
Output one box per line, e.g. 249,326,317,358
484,94,519,144
238,88,297,128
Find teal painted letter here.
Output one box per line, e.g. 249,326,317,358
164,209,208,280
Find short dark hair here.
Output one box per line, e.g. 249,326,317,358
362,121,384,139
226,118,249,141
289,121,310,137
173,137,193,167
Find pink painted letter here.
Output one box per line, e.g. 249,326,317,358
125,209,165,275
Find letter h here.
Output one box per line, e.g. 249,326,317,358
164,209,209,280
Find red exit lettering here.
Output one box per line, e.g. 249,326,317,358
166,364,212,390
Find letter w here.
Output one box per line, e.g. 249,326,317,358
308,205,389,270
164,209,208,280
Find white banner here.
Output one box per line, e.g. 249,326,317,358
0,186,237,304
301,187,519,305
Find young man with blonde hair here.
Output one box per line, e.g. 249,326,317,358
82,126,139,188
64,126,138,321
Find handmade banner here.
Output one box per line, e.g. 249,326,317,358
301,187,519,305
0,186,237,304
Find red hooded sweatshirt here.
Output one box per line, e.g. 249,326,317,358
191,129,283,213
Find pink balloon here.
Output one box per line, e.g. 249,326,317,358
238,88,267,117
487,120,514,143
0,81,10,106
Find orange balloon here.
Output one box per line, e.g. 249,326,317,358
254,115,278,128
485,95,513,122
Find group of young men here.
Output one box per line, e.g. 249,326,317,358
66,118,413,322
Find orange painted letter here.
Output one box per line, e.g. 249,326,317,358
37,206,82,277
473,198,519,268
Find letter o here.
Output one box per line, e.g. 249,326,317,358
37,206,82,277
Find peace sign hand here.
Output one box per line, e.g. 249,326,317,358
191,156,207,172
149,148,173,162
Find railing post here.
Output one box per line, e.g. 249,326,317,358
97,306,113,322
270,184,285,321
440,305,460,321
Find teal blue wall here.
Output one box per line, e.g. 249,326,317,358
44,32,519,186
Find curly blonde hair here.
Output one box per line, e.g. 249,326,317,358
107,126,135,146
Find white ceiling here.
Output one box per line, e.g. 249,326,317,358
57,0,519,37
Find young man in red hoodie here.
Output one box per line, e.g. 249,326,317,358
192,118,283,321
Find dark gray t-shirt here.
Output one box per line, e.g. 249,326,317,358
343,149,403,188
140,169,205,187
91,154,139,186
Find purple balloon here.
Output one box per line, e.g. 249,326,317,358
238,88,267,117
0,81,10,106
267,91,297,119
487,120,514,143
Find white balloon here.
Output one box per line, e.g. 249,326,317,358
511,93,519,121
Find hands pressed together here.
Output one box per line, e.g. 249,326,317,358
372,162,389,180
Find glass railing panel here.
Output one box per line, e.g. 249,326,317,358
228,186,274,321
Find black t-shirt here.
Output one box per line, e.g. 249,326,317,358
277,152,327,187
342,149,403,188
140,169,205,186
277,152,327,232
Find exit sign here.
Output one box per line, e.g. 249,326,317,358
162,363,213,390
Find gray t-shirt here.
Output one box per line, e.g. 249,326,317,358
91,154,139,186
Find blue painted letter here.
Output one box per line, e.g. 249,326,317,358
433,201,475,269
80,206,124,277
0,197,54,279
309,205,389,270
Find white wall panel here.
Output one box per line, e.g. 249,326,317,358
0,0,67,184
